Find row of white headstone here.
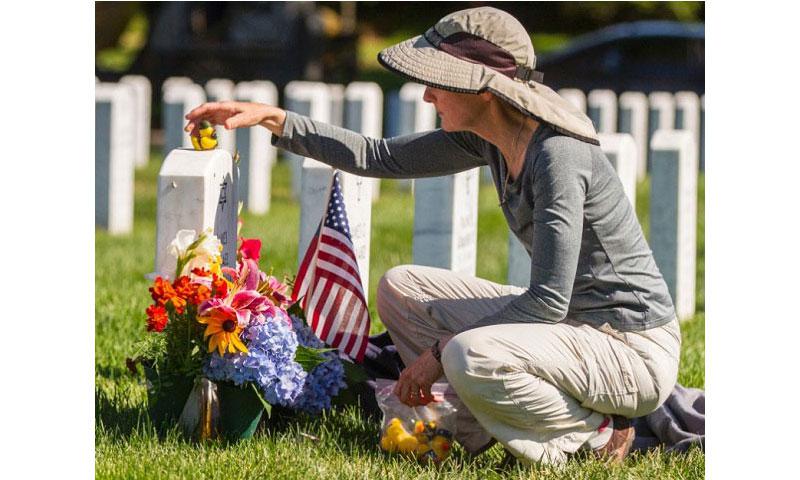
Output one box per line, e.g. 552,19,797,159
95,76,151,234
97,76,700,320
559,88,705,176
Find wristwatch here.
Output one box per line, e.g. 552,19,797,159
431,339,442,363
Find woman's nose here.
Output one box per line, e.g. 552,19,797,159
422,87,435,104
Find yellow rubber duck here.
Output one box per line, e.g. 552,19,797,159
430,434,452,460
414,420,425,434
381,418,420,454
191,120,218,150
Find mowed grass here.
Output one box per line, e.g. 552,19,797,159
95,151,705,479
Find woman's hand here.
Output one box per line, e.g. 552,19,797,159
394,335,453,406
183,101,287,137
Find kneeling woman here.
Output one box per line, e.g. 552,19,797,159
185,6,681,465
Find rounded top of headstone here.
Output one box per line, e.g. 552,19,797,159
344,82,382,98
399,82,428,100
619,91,648,104
674,91,700,106
96,82,136,103
651,129,695,153
163,82,205,103
598,132,637,153
648,91,675,105
235,81,278,102
285,81,330,98
588,89,617,102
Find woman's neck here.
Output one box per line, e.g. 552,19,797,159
471,103,539,180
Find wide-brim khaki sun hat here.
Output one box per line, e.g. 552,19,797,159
378,6,599,145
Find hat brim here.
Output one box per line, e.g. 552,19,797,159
378,35,599,145
378,35,480,93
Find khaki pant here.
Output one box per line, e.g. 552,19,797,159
376,265,681,465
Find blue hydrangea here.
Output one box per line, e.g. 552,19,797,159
204,313,307,407
288,315,348,414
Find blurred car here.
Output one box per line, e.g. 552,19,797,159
536,21,704,95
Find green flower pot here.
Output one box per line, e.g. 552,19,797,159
218,383,265,441
143,365,195,432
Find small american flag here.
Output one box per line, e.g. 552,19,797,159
292,171,371,362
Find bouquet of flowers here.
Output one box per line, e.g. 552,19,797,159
130,227,349,440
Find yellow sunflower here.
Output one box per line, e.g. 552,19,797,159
196,302,249,355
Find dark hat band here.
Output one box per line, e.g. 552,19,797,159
424,28,543,83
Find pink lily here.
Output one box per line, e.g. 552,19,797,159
199,289,271,328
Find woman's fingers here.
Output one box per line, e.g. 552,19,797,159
186,101,230,121
395,375,417,406
184,102,238,132
419,384,434,404
224,112,253,130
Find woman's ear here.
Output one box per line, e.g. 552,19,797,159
479,91,494,103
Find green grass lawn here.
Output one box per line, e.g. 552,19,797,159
95,152,705,479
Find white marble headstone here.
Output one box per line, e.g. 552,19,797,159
162,76,192,90
647,92,676,171
119,75,152,168
344,81,383,202
162,80,206,156
328,84,346,127
507,232,530,287
284,81,333,198
558,88,587,113
649,130,697,321
204,78,237,153
298,159,333,262
674,91,701,171
398,83,437,191
234,80,278,214
618,91,649,181
412,168,479,276
96,82,136,235
700,95,705,171
153,149,238,279
587,89,617,134
339,172,373,295
598,133,638,207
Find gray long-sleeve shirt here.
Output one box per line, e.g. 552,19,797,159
272,111,676,332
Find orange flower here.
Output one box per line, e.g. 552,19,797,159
149,276,187,314
169,276,197,314
190,283,212,306
211,273,228,298
149,277,176,306
146,305,169,332
171,296,187,314
191,267,211,277
172,276,194,298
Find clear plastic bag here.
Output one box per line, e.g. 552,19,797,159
375,378,458,464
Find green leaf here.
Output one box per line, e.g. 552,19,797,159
294,344,336,372
341,359,369,384
251,383,271,419
286,300,306,321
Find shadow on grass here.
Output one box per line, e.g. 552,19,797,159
95,383,149,440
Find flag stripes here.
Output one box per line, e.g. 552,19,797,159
292,172,371,361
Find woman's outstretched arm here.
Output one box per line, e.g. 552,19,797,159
185,101,487,179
